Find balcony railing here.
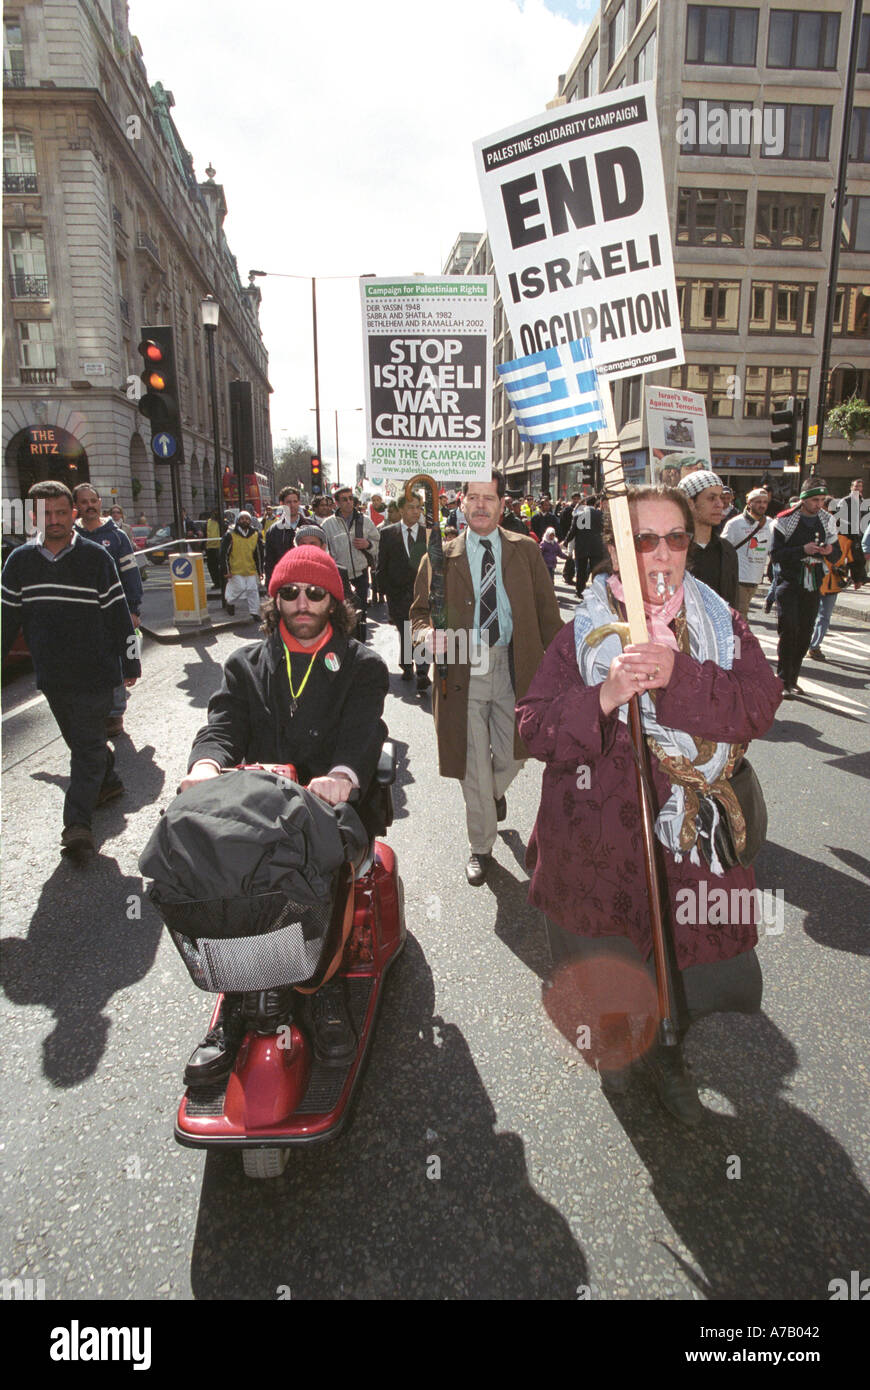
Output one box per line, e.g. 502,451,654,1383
20,366,57,384
119,295,129,321
136,230,162,266
113,204,123,226
4,171,38,193
10,272,49,298
3,67,26,88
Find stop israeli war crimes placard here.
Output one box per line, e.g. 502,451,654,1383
360,277,493,480
473,84,684,381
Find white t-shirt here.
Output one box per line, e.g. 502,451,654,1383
722,512,773,584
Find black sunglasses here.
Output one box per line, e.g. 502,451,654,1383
277,584,328,602
633,530,692,553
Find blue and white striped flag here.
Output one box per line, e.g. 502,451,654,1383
497,337,606,444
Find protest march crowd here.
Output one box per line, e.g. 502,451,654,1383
2,462,867,1127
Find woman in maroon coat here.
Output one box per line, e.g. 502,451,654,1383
516,486,783,1126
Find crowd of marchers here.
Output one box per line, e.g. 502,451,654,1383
1,466,868,1124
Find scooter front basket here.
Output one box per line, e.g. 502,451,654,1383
160,884,338,993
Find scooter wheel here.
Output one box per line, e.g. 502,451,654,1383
242,1147,289,1180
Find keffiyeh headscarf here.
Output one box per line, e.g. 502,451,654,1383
574,573,744,874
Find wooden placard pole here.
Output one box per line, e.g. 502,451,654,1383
597,379,680,1046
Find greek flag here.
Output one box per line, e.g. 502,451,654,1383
497,337,606,444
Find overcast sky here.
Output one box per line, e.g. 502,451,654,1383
127,0,597,483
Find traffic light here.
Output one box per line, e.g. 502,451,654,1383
581,458,596,487
541,451,551,496
770,396,798,464
310,454,322,494
137,326,184,464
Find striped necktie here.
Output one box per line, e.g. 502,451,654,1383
479,538,500,645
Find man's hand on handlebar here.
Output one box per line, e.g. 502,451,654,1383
179,760,221,792
307,774,354,806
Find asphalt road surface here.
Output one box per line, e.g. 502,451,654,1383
1,582,868,1304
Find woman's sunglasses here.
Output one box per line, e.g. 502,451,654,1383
277,584,328,602
633,530,692,553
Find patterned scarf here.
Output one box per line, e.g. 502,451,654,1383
574,573,744,873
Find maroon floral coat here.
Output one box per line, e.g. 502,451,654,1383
515,617,783,970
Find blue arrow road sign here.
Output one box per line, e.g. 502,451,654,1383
171,557,192,579
152,432,177,458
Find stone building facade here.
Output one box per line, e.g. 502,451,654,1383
3,0,272,530
447,1,870,499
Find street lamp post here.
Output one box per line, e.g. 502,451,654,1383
201,294,225,531
309,406,363,489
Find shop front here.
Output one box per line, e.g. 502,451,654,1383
6,425,89,497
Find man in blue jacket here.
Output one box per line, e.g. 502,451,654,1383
1,481,141,862
73,482,143,736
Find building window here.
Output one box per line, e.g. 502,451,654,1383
634,30,656,83
761,104,832,160
608,4,626,69
833,285,870,338
3,130,37,192
3,19,25,86
755,191,823,250
767,10,839,70
849,108,870,164
743,366,810,419
748,281,816,335
8,229,47,296
677,279,741,332
841,196,870,252
679,99,754,155
677,188,746,246
619,375,642,424
583,48,599,96
669,364,736,418
827,367,870,406
860,15,870,72
685,6,758,66
18,319,56,368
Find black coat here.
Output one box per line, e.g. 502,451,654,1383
688,534,740,608
376,522,429,621
188,629,389,810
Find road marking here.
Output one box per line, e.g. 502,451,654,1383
1,692,45,721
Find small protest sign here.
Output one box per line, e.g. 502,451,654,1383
360,277,492,480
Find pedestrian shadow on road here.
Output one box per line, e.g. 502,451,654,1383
484,852,552,983
385,737,410,822
754,840,870,957
29,741,166,829
188,934,589,1300
178,637,227,711
600,1011,870,1300
0,857,162,1087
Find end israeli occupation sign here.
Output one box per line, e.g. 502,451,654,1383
360,277,492,479
473,83,684,381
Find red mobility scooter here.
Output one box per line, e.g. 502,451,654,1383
143,744,404,1178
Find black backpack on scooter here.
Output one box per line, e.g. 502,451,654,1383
139,771,367,994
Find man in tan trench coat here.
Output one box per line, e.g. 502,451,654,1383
411,472,563,886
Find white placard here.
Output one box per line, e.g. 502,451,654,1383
474,84,684,381
644,384,711,484
360,276,493,480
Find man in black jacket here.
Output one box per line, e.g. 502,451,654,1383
376,489,431,690
770,478,837,696
1,481,141,862
679,470,739,608
181,545,388,1075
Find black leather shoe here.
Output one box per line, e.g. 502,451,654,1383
641,1043,704,1126
466,852,492,886
400,666,414,681
184,994,245,1087
416,672,431,692
96,778,124,807
494,794,506,822
309,978,357,1063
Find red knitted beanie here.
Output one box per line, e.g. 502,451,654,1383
268,546,344,602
